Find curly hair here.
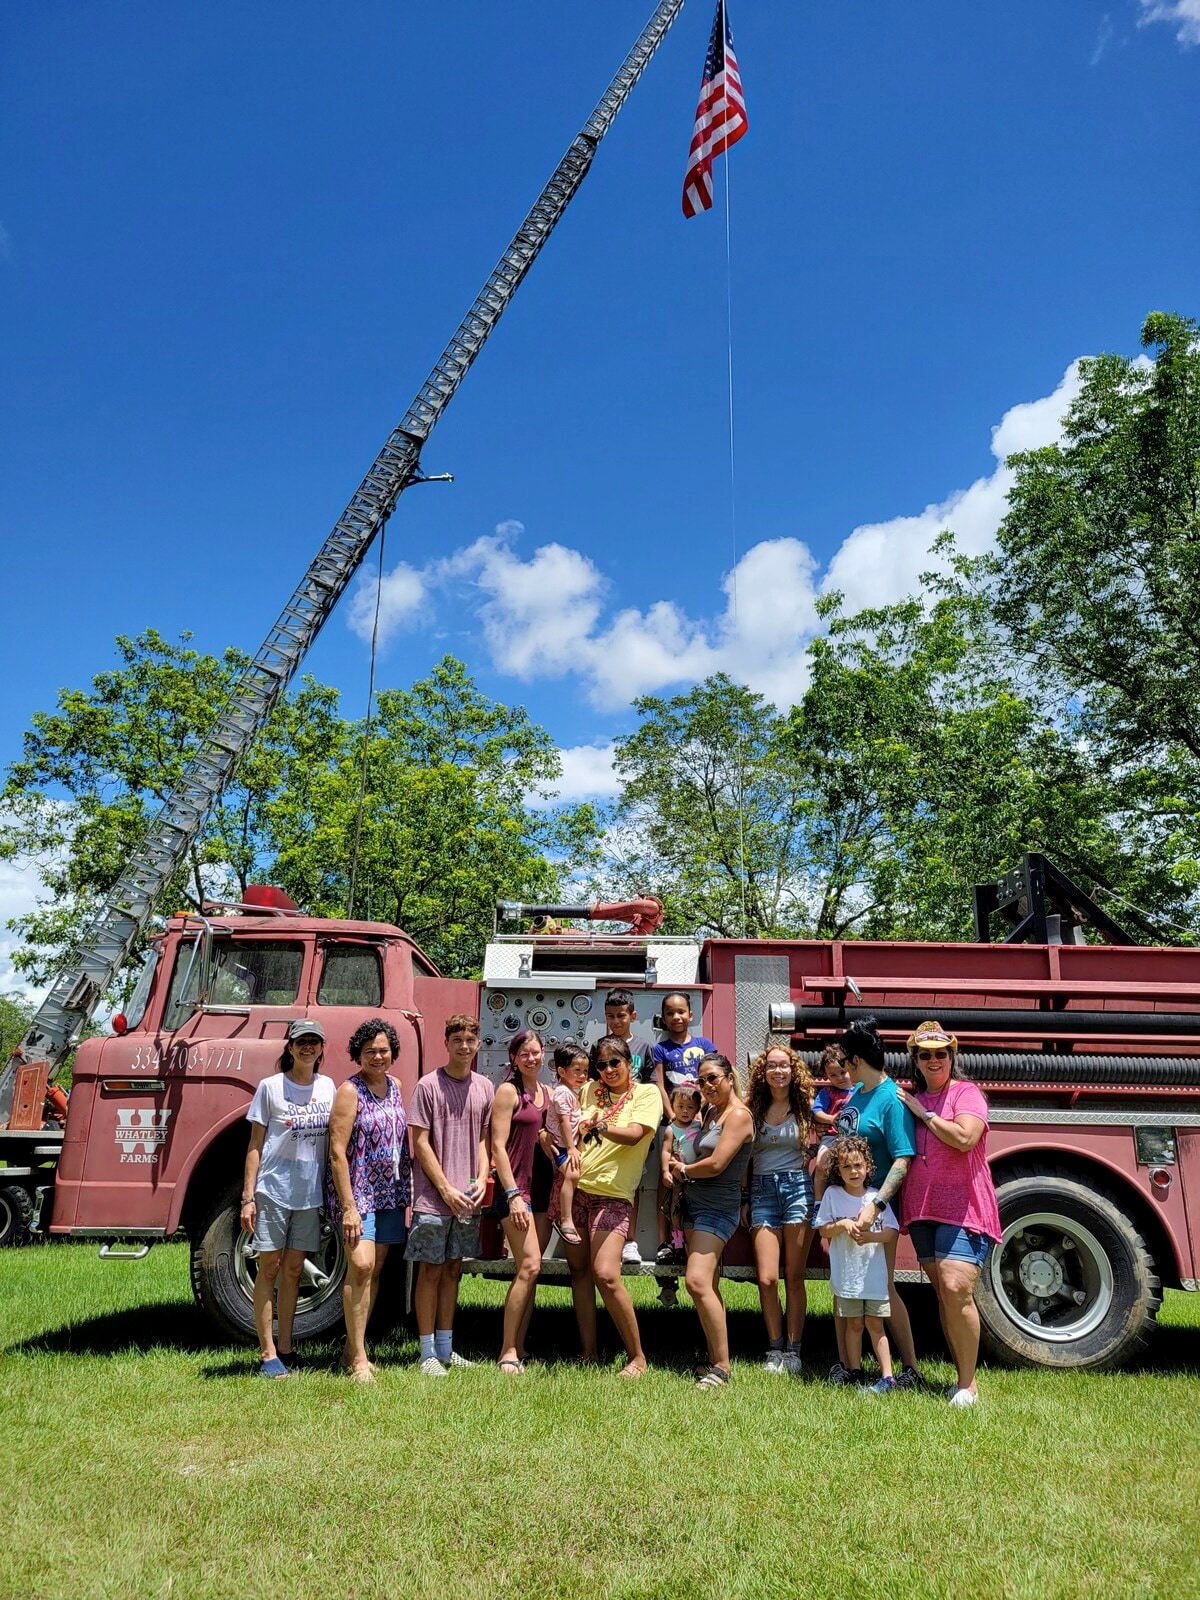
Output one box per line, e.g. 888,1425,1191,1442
818,1042,846,1078
746,1045,813,1134
827,1134,874,1185
348,1017,400,1063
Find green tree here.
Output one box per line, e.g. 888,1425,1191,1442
610,675,865,938
0,630,342,991
792,564,1192,940
994,311,1200,895
266,656,601,976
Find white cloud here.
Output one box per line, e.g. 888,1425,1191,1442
531,742,620,806
0,856,48,1000
346,363,1084,711
347,559,425,647
1138,0,1200,44
821,362,1083,615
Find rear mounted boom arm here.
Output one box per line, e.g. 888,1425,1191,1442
0,0,689,1119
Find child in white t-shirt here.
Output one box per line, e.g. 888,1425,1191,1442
814,1134,899,1394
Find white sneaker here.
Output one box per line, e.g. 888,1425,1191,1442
418,1356,448,1377
948,1386,978,1407
782,1350,803,1376
443,1351,474,1369
764,1349,786,1374
621,1239,642,1265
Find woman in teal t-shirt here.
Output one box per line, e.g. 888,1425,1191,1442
828,1018,925,1388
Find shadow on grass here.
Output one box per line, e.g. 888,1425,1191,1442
6,1300,225,1358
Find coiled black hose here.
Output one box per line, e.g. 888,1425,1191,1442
796,1049,1200,1087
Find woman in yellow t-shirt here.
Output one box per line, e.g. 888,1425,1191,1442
554,1034,662,1376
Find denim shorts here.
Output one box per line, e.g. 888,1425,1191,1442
907,1220,992,1267
681,1198,740,1243
361,1207,408,1246
750,1169,814,1230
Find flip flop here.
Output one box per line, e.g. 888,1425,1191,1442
258,1356,291,1378
553,1219,583,1247
498,1358,526,1375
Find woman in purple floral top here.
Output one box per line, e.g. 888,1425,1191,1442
328,1018,411,1382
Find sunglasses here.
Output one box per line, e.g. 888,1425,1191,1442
917,1049,950,1062
697,1072,726,1086
597,1057,626,1069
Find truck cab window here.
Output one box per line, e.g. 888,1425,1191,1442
163,939,304,1028
318,945,383,1008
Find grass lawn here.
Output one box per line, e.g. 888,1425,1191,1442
2,1244,1198,1600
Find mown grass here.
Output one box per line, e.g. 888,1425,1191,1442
2,1244,1198,1600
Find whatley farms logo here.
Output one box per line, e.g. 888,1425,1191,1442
113,1108,173,1163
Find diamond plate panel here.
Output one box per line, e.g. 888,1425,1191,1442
733,955,792,1088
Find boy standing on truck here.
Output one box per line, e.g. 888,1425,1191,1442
650,993,716,1103
603,988,657,1097
405,1014,494,1377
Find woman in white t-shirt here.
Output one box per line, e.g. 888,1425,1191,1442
240,1019,336,1377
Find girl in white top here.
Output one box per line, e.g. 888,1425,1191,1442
241,1020,335,1377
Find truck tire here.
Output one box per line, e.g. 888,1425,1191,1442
975,1165,1161,1371
0,1184,33,1248
189,1181,347,1345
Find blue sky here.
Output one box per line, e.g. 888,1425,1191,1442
2,1,1198,980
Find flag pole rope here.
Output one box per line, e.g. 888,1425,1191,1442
720,0,749,940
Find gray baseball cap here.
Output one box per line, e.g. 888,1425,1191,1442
287,1019,325,1042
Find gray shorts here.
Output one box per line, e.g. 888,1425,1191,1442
252,1198,321,1254
404,1211,481,1264
836,1294,891,1319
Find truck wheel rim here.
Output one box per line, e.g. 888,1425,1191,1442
989,1209,1114,1343
233,1217,345,1317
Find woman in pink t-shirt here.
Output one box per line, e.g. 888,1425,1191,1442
896,1019,1001,1409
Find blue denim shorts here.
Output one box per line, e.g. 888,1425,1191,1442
682,1199,740,1243
907,1220,991,1267
750,1169,814,1230
361,1208,408,1246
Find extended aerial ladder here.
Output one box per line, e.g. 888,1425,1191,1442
0,0,690,1124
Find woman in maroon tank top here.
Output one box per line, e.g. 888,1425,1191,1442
490,1029,549,1373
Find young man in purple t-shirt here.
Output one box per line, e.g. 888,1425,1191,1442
405,1014,494,1376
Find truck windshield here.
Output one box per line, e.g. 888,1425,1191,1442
163,939,304,1028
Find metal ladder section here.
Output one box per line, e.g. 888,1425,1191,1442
0,0,690,1106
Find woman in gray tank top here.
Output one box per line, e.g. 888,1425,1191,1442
667,1052,753,1389
746,1045,815,1376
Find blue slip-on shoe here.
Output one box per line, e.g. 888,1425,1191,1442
258,1356,291,1378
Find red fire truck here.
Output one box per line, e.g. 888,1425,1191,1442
18,860,1198,1374
1,5,1196,1376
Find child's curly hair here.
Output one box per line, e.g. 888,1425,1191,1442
746,1045,814,1134
827,1134,874,1184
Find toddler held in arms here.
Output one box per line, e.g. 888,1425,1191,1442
542,1045,588,1247
656,1083,703,1264
814,1135,899,1394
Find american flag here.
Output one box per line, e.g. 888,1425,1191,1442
682,1,748,219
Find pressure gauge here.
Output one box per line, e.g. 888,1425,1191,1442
570,994,592,1015
487,992,507,1012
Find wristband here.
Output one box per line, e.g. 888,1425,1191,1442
241,1197,254,1205
504,1186,520,1199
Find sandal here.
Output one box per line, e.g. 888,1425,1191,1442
498,1358,526,1375
695,1364,731,1389
553,1219,583,1247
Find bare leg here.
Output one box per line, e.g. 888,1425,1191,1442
414,1260,445,1337
782,1222,810,1345
436,1257,465,1334
274,1247,306,1356
881,1232,919,1372
564,1232,598,1361
499,1216,542,1368
591,1227,648,1374
342,1239,388,1376
753,1225,783,1343
843,1313,864,1371
252,1249,282,1361
930,1259,982,1392
865,1315,893,1379
684,1231,730,1373
516,1214,552,1359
